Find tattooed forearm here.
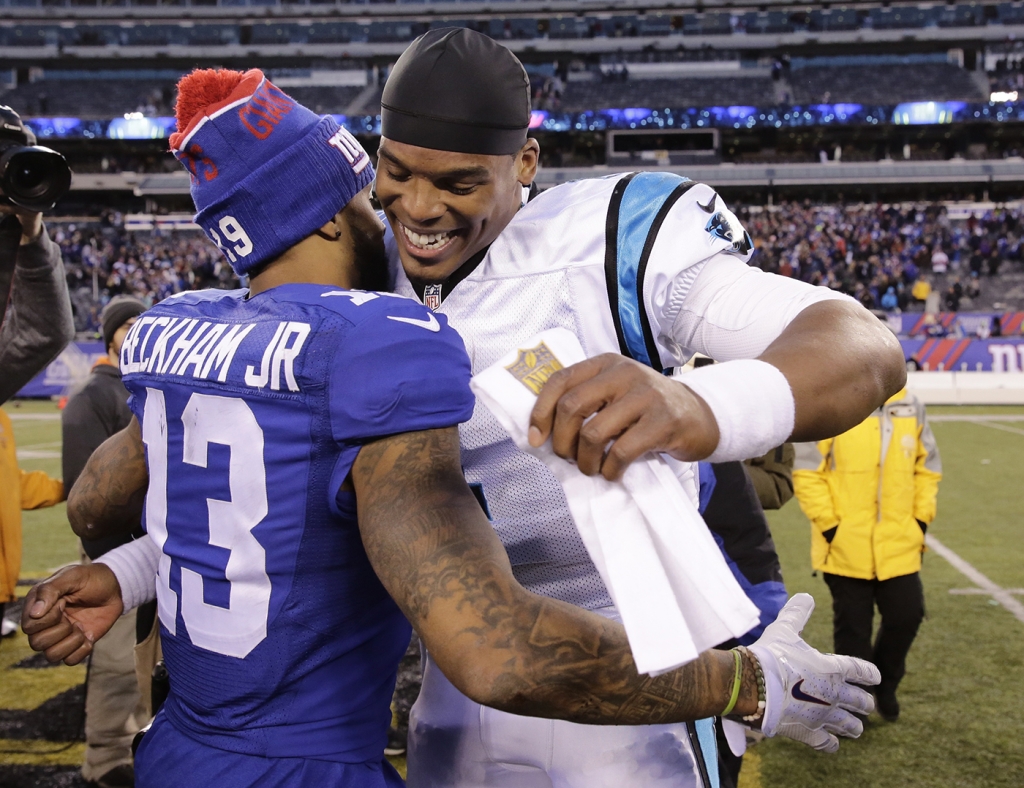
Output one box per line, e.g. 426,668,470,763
351,427,758,726
68,418,148,540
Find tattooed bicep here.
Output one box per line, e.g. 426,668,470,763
68,416,148,539
350,427,508,623
350,427,463,507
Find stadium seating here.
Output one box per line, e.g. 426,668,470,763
741,202,1024,312
124,24,190,47
0,79,174,118
186,24,240,46
1,3,1021,49
561,75,777,112
250,22,304,45
283,85,365,113
787,63,986,105
808,9,862,31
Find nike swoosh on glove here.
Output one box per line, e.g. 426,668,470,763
749,593,880,753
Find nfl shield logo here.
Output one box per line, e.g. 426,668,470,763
505,342,565,395
423,284,442,311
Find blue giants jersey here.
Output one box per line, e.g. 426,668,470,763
119,284,474,764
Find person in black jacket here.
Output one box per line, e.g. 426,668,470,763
699,460,788,788
62,295,147,788
0,205,75,404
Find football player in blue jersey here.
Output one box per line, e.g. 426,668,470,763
23,69,880,788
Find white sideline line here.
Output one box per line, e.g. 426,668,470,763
971,421,1024,437
16,450,60,459
929,415,1024,422
950,588,1024,596
6,413,60,421
926,535,1024,625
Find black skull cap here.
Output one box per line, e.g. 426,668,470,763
381,28,531,156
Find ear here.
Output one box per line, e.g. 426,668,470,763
315,213,343,241
515,139,540,187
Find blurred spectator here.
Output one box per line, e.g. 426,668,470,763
910,277,931,304
965,274,982,303
62,296,148,788
0,407,65,638
930,246,949,272
744,444,795,511
944,279,963,311
881,286,899,312
922,313,947,337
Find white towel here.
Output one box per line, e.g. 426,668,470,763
470,327,760,676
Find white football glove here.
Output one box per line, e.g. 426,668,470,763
749,593,880,753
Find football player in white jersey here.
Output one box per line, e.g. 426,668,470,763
28,32,904,788
374,29,904,788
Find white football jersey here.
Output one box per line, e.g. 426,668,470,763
386,171,836,611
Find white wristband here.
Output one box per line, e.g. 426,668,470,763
680,359,795,463
95,534,160,612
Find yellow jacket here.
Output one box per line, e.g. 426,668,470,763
0,408,65,604
793,389,942,581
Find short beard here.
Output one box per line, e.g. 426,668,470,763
351,227,391,292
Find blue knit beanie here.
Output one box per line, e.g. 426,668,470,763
169,69,374,277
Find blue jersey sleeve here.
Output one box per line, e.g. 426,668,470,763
329,299,475,445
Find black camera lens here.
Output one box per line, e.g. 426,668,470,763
9,151,50,195
0,144,73,212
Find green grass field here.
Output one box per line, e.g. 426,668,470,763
2,400,1022,786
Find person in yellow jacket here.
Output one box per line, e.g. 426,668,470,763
0,406,65,633
793,387,941,723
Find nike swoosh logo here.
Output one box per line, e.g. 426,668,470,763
387,314,440,332
697,194,717,214
791,679,831,706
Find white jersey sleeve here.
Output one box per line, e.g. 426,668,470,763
666,254,854,362
621,177,851,365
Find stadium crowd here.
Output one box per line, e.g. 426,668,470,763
55,213,239,333
52,202,1024,335
740,202,1024,312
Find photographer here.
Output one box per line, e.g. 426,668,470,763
0,104,74,404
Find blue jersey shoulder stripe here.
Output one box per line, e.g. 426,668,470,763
604,172,696,372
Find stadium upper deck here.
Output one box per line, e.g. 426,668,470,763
1,2,1024,55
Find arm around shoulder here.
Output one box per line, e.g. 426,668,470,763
350,426,758,725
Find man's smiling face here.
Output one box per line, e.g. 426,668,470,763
374,136,539,288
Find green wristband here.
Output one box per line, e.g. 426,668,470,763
721,648,743,717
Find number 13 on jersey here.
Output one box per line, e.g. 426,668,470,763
142,388,272,659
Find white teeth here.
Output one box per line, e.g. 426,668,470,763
401,224,452,250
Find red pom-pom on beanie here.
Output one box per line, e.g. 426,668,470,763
174,69,246,134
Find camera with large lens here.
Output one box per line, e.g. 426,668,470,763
0,104,72,212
